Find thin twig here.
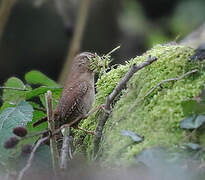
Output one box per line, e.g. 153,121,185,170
130,69,199,111
0,86,28,91
17,136,49,180
23,116,86,141
45,91,60,174
58,0,93,84
22,113,93,148
33,107,46,113
21,129,49,140
56,115,84,133
92,55,158,159
143,69,198,99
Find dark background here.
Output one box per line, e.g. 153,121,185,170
0,0,205,83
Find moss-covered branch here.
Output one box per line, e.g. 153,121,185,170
74,44,205,165
93,55,158,159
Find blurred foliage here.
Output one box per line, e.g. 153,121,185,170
170,0,205,36
74,44,205,166
119,0,205,48
0,70,61,166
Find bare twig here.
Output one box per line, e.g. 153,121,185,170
58,0,93,84
33,107,46,113
92,55,158,159
74,126,96,135
144,69,198,99
17,136,49,180
21,113,94,154
45,91,60,174
130,69,199,110
23,116,87,142
0,86,28,91
21,129,49,140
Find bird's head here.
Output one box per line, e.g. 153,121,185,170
72,52,95,73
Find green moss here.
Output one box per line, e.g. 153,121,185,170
75,44,205,164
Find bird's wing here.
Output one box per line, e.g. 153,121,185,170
57,81,88,119
33,81,88,127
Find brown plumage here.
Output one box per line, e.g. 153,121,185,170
33,52,95,129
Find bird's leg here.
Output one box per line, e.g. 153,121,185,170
85,104,111,118
98,104,111,114
57,115,96,135
71,105,110,135
72,125,96,135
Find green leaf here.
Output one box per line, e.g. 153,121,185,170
195,103,205,114
40,88,62,109
11,102,47,162
183,143,201,151
26,102,47,133
180,115,205,129
2,77,27,103
0,101,33,163
181,100,205,116
121,130,144,143
25,70,59,87
25,86,62,100
181,100,197,116
0,102,15,114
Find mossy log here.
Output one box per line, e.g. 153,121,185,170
75,44,205,164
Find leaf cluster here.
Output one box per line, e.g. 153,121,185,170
0,70,62,165
180,88,205,130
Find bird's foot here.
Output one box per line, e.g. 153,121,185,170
98,104,111,114
72,125,96,135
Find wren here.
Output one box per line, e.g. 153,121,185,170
33,52,95,129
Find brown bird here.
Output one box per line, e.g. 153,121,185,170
33,52,95,130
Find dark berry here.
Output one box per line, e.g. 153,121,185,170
4,137,19,149
13,126,27,137
21,144,32,154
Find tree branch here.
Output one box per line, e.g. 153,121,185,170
92,55,158,159
105,55,158,110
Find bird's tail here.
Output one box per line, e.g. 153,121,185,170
33,116,48,127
